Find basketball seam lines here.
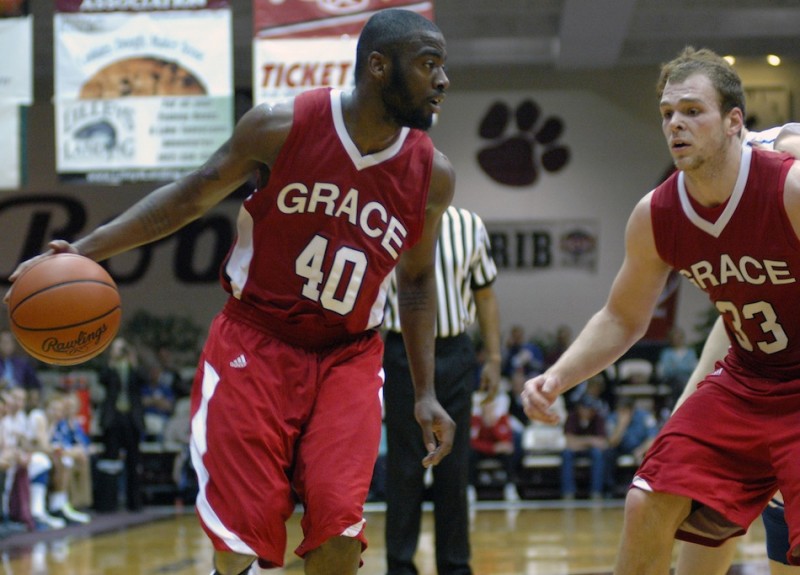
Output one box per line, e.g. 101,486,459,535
11,307,121,331
9,279,117,313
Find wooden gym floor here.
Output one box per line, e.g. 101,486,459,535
0,500,774,574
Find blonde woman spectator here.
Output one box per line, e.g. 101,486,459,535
54,392,95,511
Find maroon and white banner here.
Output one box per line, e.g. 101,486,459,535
54,0,233,183
252,0,433,106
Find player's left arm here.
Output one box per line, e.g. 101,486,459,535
395,148,455,467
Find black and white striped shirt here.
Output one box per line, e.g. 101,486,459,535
384,206,498,338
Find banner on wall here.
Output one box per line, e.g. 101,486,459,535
53,0,233,184
0,8,32,104
0,3,31,190
485,220,599,273
0,106,22,190
252,0,433,106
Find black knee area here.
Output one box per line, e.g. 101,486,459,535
762,501,790,564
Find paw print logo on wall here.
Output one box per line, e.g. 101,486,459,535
477,100,570,187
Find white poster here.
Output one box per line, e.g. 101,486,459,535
0,105,21,190
55,96,231,173
0,16,33,104
54,8,233,181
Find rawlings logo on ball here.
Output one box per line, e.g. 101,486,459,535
40,324,109,356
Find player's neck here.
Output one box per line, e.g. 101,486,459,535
683,144,743,207
340,90,403,155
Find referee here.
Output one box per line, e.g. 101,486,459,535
383,205,502,575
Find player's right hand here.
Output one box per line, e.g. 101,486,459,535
521,372,562,425
3,240,78,304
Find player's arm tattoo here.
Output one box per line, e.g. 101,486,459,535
397,283,432,313
133,195,177,238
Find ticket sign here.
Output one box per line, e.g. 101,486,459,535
252,0,433,106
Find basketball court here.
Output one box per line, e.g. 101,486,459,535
0,499,773,574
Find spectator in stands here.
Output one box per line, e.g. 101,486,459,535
98,337,146,512
0,330,42,392
2,388,35,531
469,392,519,502
568,373,612,414
506,369,530,477
544,324,573,369
52,392,95,512
0,394,24,538
561,394,608,500
142,359,176,442
155,345,191,399
656,327,698,404
40,393,90,524
501,325,545,380
22,388,69,529
603,397,659,497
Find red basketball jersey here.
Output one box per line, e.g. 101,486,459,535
221,88,433,349
651,146,800,380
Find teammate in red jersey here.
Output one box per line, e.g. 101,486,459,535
673,123,800,575
5,9,455,575
522,47,800,574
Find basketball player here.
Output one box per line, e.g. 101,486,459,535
673,122,800,575
522,47,800,573
5,9,455,575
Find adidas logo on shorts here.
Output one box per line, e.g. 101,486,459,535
229,354,248,368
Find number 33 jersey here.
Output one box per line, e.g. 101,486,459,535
651,145,800,380
221,88,434,349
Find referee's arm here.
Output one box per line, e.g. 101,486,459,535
474,284,502,401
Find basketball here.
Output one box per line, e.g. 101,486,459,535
7,253,121,366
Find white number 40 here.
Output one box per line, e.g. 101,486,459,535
295,235,367,316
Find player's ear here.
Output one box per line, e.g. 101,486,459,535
368,51,389,81
727,106,744,137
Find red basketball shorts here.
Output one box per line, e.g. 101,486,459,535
188,311,385,568
634,365,800,563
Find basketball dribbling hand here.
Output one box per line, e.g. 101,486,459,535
415,396,455,468
3,240,78,304
522,373,563,425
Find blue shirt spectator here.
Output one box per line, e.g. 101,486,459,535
502,325,545,379
656,327,698,386
0,331,42,392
